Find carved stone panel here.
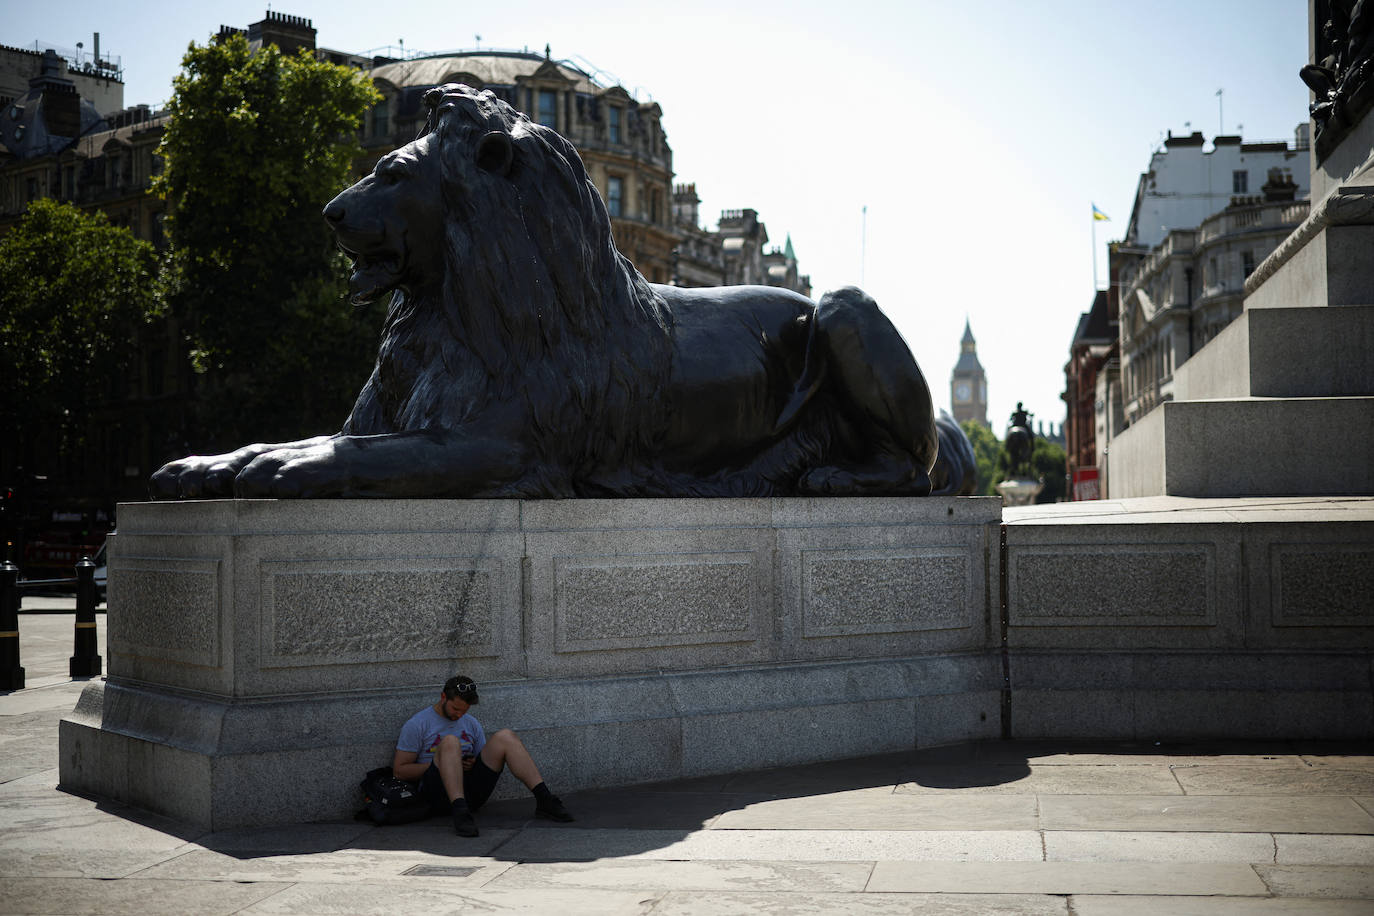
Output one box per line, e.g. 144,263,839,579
260,558,500,667
1271,544,1374,626
552,553,757,652
108,557,221,668
1010,544,1216,627
800,547,970,637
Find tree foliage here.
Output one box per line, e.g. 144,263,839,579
155,34,381,448
960,420,1001,496
0,200,159,449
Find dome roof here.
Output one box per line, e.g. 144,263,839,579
371,51,601,95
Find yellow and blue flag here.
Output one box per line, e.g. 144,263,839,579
1092,204,1110,221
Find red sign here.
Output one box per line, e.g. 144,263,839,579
1072,467,1101,501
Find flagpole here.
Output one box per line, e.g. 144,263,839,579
1092,209,1098,290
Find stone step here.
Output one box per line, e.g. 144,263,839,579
1243,178,1374,311
1106,396,1374,498
1173,305,1374,400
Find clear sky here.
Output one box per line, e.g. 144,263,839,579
6,0,1311,434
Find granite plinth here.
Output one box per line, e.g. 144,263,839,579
60,497,1002,829
59,496,1374,829
1003,497,1374,742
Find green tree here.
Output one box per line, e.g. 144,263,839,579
960,420,1001,497
0,200,159,461
156,34,381,449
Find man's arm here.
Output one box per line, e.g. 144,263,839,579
392,748,428,783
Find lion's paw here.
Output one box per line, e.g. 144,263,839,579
234,446,338,499
149,456,238,500
796,467,855,496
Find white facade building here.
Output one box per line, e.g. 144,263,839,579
1124,128,1309,250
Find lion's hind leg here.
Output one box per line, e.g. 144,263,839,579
795,286,938,497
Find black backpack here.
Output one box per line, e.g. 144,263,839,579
357,766,432,825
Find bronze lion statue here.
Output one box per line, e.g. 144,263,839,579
151,84,938,499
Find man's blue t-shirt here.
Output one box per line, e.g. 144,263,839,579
396,706,487,766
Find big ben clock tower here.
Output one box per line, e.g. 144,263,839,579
950,319,988,426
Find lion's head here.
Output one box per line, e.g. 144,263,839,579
325,84,673,474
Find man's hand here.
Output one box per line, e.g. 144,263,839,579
462,755,475,772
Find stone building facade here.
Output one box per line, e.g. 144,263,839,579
1118,184,1309,426
1124,128,1309,251
1,38,125,118
670,186,810,295
1062,289,1118,499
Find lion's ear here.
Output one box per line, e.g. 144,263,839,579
476,130,515,177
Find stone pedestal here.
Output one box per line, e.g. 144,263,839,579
996,478,1045,507
60,497,1003,830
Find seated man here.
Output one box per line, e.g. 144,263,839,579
393,675,574,836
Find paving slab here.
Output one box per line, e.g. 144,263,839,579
0,683,90,717
1354,797,1374,818
899,739,1305,767
194,822,373,855
1070,896,1374,915
1174,766,1374,796
336,822,521,856
486,858,872,892
1043,830,1276,863
0,876,293,916
867,861,1268,895
1254,865,1374,898
896,764,1184,795
0,786,197,852
710,789,1041,830
131,847,518,886
475,787,768,829
1276,833,1374,865
491,827,1045,862
646,890,1070,916
713,751,931,795
1039,794,1374,834
234,883,662,915
1300,754,1374,770
0,846,189,880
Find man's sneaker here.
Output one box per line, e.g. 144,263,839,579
534,794,574,822
452,806,479,837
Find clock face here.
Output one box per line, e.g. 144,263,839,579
955,382,971,402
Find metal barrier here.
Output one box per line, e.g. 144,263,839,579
0,561,22,690
0,558,104,690
71,558,102,678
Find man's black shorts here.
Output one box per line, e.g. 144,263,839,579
418,755,501,813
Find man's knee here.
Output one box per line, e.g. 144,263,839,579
435,733,464,758
490,728,520,746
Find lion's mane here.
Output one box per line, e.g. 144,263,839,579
344,85,674,495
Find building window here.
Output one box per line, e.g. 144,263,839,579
372,98,389,139
1232,170,1247,193
607,176,623,217
537,90,557,128
1242,250,1256,277
608,106,621,144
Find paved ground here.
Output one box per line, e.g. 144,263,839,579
2,609,1372,914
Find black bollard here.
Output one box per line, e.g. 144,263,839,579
70,557,102,678
0,560,22,690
